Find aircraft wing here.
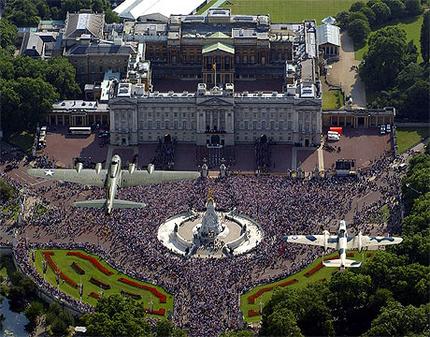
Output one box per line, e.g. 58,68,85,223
285,235,338,248
121,170,200,187
27,168,106,187
349,235,403,249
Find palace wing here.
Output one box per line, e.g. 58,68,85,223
285,235,338,248
121,170,200,187
354,236,403,248
27,168,106,187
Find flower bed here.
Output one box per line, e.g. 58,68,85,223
121,290,142,300
66,251,114,276
42,251,78,288
118,277,167,303
278,278,299,287
248,309,260,318
247,278,299,304
304,262,324,277
89,277,111,290
147,308,166,316
88,291,101,300
71,262,85,275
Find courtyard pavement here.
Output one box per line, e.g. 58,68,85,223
327,32,367,108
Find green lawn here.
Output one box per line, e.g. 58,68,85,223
355,15,424,61
7,131,34,153
323,89,344,110
396,127,430,154
223,0,356,23
34,249,173,318
240,252,371,323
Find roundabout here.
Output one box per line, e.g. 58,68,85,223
157,193,263,258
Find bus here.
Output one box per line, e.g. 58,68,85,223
69,127,92,136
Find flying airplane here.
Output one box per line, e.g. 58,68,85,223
27,154,200,214
285,220,403,269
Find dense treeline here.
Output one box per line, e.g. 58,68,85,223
336,0,429,122
336,0,425,46
81,295,187,337
0,32,81,133
359,26,429,121
225,150,430,337
4,0,119,26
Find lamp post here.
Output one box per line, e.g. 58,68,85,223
405,183,422,195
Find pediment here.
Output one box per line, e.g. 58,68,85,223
110,98,135,105
296,99,321,107
197,97,233,106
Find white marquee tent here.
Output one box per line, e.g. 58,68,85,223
114,0,206,20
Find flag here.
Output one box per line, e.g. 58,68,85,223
212,63,216,72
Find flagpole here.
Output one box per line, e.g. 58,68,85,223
214,63,217,87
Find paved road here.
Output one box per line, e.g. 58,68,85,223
327,32,367,108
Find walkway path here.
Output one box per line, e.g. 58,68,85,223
327,32,367,108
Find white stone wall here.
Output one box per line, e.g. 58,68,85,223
109,92,322,147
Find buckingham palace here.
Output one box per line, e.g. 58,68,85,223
109,18,323,148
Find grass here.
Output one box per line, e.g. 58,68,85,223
355,15,424,61
33,204,48,218
197,0,220,14
240,251,371,323
7,131,34,153
33,249,173,318
396,127,430,154
323,89,344,110
222,0,356,23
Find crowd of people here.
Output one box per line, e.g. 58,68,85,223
0,150,405,337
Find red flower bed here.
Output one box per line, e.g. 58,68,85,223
247,278,299,305
88,291,101,300
118,277,167,303
248,287,272,304
278,278,299,287
66,251,113,276
347,252,355,257
147,308,166,316
248,309,260,317
42,251,78,288
304,262,324,277
89,277,111,290
71,262,85,275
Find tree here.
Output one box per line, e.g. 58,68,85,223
327,271,372,335
360,26,407,90
335,11,350,30
382,0,405,18
4,0,40,27
371,1,391,24
261,284,334,337
359,6,377,27
24,301,44,325
155,319,187,337
0,19,18,53
348,19,371,46
420,11,429,63
391,231,430,265
396,63,423,90
45,57,81,99
400,79,430,121
404,0,423,16
363,301,430,337
350,1,367,11
260,308,303,337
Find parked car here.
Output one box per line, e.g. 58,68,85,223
379,124,386,135
386,124,391,133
